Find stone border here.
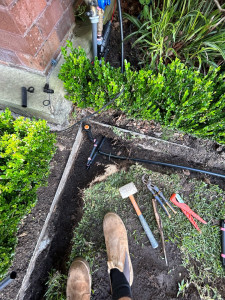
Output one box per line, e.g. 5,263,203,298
90,120,192,149
16,124,83,300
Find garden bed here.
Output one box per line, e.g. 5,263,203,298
1,116,225,300
1,1,224,298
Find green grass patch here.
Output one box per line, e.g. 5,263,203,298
45,270,67,300
45,164,225,299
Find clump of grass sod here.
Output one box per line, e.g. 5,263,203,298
45,164,225,300
45,270,67,300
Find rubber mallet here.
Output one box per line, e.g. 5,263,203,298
119,182,158,249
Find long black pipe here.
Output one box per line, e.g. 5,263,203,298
98,150,225,179
117,0,124,72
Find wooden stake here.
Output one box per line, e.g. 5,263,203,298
152,198,168,266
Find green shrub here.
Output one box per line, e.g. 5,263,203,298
59,42,123,109
0,109,56,277
59,43,225,144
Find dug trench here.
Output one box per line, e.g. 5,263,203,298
1,120,225,300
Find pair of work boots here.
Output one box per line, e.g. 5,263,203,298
66,212,133,300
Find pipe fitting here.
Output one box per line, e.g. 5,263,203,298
84,0,98,6
89,15,99,24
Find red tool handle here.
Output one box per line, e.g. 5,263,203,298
182,210,201,232
170,194,207,224
181,204,207,224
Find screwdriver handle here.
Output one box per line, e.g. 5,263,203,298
221,220,225,268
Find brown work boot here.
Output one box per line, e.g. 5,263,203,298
103,212,133,286
66,257,91,300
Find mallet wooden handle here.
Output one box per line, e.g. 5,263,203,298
129,195,158,249
129,195,141,216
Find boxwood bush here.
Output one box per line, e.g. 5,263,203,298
59,42,225,144
0,109,56,277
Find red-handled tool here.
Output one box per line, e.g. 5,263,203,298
170,193,207,233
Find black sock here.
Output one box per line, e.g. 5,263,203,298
110,268,132,300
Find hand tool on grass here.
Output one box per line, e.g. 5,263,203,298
221,220,225,268
119,182,158,249
170,193,207,233
152,198,168,266
142,174,176,218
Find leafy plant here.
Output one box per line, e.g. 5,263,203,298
0,109,56,277
59,41,124,109
177,279,189,297
59,43,225,144
45,270,67,300
74,4,86,21
124,0,225,69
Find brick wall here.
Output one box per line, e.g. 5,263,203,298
0,0,75,73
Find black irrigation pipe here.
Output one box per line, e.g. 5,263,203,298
0,272,17,292
117,0,124,72
98,150,225,179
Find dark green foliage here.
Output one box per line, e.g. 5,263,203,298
59,41,123,109
125,0,225,69
0,109,56,277
59,43,225,144
45,270,67,300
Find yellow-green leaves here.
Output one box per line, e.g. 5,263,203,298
0,109,56,278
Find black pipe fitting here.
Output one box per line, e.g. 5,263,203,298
0,271,17,291
21,86,34,107
43,83,54,94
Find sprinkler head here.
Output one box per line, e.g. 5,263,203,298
83,124,91,131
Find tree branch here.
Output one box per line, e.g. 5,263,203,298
213,0,225,13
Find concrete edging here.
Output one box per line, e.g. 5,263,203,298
16,125,83,300
90,120,192,150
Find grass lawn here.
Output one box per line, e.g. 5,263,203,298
46,164,225,299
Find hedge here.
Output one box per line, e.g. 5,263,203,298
59,41,225,144
0,109,56,277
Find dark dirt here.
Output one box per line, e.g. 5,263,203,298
106,0,143,69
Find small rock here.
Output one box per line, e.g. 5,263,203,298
183,170,190,176
56,143,66,151
154,132,162,137
18,232,28,238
